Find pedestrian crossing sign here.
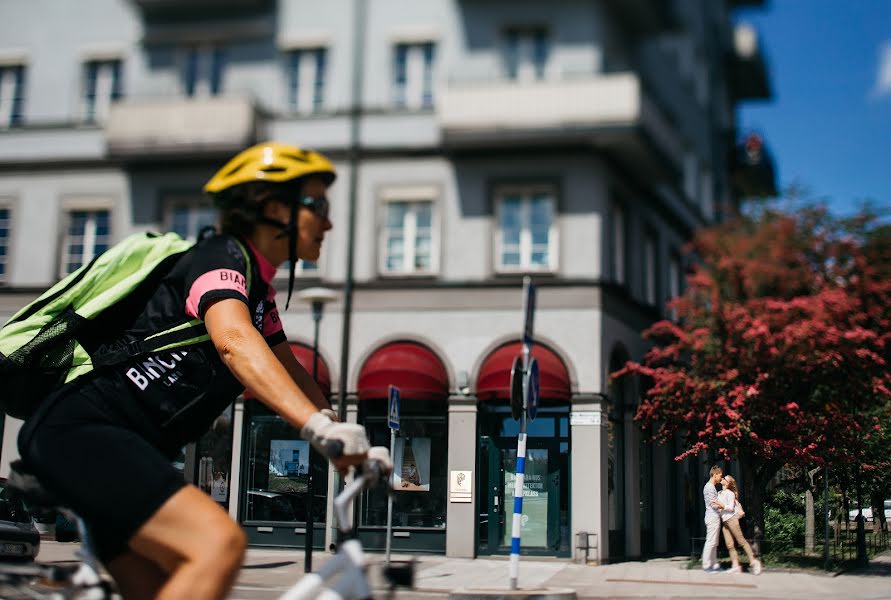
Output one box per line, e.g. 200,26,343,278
388,385,401,430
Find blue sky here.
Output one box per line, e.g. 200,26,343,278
735,1,891,215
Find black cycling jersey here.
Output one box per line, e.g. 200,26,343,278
80,233,286,453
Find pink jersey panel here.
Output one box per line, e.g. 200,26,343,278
185,269,248,318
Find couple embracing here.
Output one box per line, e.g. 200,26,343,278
702,465,762,575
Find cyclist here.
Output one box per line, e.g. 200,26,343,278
17,142,381,600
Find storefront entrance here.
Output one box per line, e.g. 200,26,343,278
476,405,570,557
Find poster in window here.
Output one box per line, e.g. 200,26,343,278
393,437,430,492
269,439,310,493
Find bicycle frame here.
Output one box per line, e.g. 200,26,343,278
279,469,379,600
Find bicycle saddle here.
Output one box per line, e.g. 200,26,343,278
6,459,59,509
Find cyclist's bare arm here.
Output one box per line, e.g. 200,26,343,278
203,298,365,472
271,341,333,412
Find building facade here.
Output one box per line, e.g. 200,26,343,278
0,0,772,562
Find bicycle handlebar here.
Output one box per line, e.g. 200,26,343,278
333,458,388,535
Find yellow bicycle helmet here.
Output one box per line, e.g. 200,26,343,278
204,141,336,194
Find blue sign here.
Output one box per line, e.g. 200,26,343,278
525,357,540,421
388,385,401,430
522,278,536,347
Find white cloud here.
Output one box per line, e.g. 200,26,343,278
874,41,891,99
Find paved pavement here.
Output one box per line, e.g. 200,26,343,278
34,541,891,599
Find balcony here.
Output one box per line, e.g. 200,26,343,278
134,0,272,19
439,72,682,176
603,0,678,35
731,132,778,200
105,96,257,158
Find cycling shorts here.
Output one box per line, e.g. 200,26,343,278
18,385,187,564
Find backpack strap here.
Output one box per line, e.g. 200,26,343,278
91,237,253,367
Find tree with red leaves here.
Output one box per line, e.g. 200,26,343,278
615,206,891,552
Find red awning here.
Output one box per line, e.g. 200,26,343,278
357,342,449,401
244,343,331,398
290,343,332,397
476,342,571,401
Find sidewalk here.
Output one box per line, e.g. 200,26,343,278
35,542,891,599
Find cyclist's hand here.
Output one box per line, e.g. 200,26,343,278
301,412,369,474
365,446,394,480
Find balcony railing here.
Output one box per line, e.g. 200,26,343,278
105,96,257,157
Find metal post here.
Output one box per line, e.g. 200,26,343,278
823,464,830,570
385,427,396,566
304,302,323,573
509,277,535,590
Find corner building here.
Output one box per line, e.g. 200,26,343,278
0,0,774,561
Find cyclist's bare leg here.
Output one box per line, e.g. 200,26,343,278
106,552,167,600
122,485,247,600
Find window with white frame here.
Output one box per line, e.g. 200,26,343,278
495,186,557,272
643,231,657,306
0,64,26,128
380,196,435,275
60,209,110,277
610,201,626,285
0,206,11,283
181,46,225,98
392,42,435,109
83,59,122,123
504,28,549,82
165,197,217,242
287,47,327,114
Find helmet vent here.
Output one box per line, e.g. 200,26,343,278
262,166,287,173
222,158,250,177
281,152,309,163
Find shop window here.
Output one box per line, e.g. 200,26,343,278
358,399,448,530
241,404,329,525
194,403,235,509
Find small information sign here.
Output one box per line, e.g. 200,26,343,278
388,385,401,430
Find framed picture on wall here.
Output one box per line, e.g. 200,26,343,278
393,437,431,492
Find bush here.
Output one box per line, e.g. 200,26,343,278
764,489,806,553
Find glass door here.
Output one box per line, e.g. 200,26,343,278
478,433,565,555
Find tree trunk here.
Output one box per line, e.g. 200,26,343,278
805,467,820,554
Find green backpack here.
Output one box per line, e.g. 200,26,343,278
0,231,250,420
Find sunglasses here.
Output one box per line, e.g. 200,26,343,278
298,196,330,220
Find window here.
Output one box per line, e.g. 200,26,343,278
700,170,715,221
0,206,10,283
182,47,225,97
276,259,319,280
0,64,25,128
287,47,327,114
643,231,657,306
504,28,548,82
683,153,698,205
392,42,435,109
83,59,122,122
495,186,557,272
610,202,626,285
381,199,435,275
60,209,110,277
165,197,217,242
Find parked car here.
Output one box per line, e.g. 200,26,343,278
848,500,891,522
0,477,41,561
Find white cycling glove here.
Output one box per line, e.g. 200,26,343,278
301,411,370,458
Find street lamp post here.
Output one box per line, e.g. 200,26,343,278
297,286,338,574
